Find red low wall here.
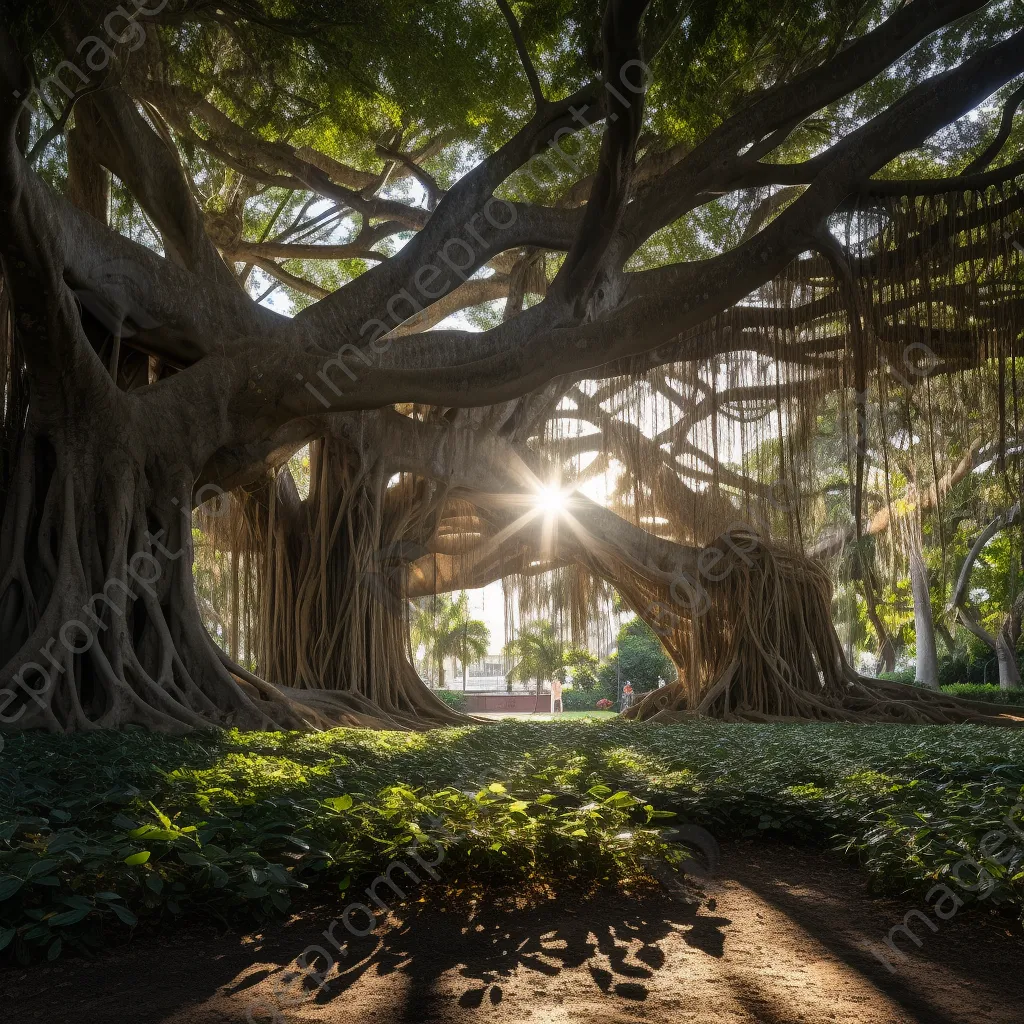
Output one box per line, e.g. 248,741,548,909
465,693,552,713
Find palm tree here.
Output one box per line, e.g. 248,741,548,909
453,614,491,691
503,621,597,706
411,593,490,690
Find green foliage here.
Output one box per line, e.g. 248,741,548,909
411,593,490,689
9,720,1024,962
561,688,614,711
0,727,683,964
598,617,675,693
434,690,469,712
939,685,1024,708
504,621,596,693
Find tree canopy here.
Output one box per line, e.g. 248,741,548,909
1,0,1023,733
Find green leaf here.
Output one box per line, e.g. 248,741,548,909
487,783,507,794
0,876,24,901
325,794,353,812
47,938,62,961
124,851,151,866
48,908,91,927
0,926,15,951
148,802,174,829
27,860,60,878
129,826,181,841
108,903,138,927
603,791,638,809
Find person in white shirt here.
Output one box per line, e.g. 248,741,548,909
550,677,563,713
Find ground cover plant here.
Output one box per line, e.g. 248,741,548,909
3,720,1024,964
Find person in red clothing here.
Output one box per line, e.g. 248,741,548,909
621,681,634,709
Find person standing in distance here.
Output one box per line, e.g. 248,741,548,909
550,675,563,714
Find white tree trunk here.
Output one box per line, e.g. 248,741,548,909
996,634,1021,690
908,528,939,689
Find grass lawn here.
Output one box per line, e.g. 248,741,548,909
477,710,619,721
3,719,1024,961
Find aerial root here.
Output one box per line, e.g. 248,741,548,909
622,540,1024,727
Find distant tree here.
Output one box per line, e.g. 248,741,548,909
504,621,595,697
453,614,491,692
599,618,675,694
569,649,600,691
949,504,1024,690
411,593,490,690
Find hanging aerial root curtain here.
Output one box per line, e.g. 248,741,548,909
201,437,467,729
190,183,1024,728
616,182,1024,724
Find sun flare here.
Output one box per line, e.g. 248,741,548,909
535,485,567,514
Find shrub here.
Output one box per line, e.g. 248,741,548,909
939,683,1024,707
561,688,615,711
878,666,916,685
434,690,468,712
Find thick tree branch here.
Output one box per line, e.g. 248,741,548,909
494,0,546,110
965,80,1024,173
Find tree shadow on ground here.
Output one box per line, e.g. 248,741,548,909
729,844,1024,1024
295,884,730,1021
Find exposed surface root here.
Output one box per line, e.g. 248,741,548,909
0,417,328,735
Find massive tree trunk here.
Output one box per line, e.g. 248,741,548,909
228,437,463,727
617,536,1022,726
0,355,315,732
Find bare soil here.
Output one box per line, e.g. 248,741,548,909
4,840,1022,1023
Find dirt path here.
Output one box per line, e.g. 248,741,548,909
5,841,1022,1023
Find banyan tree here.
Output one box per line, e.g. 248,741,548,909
2,0,1024,734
